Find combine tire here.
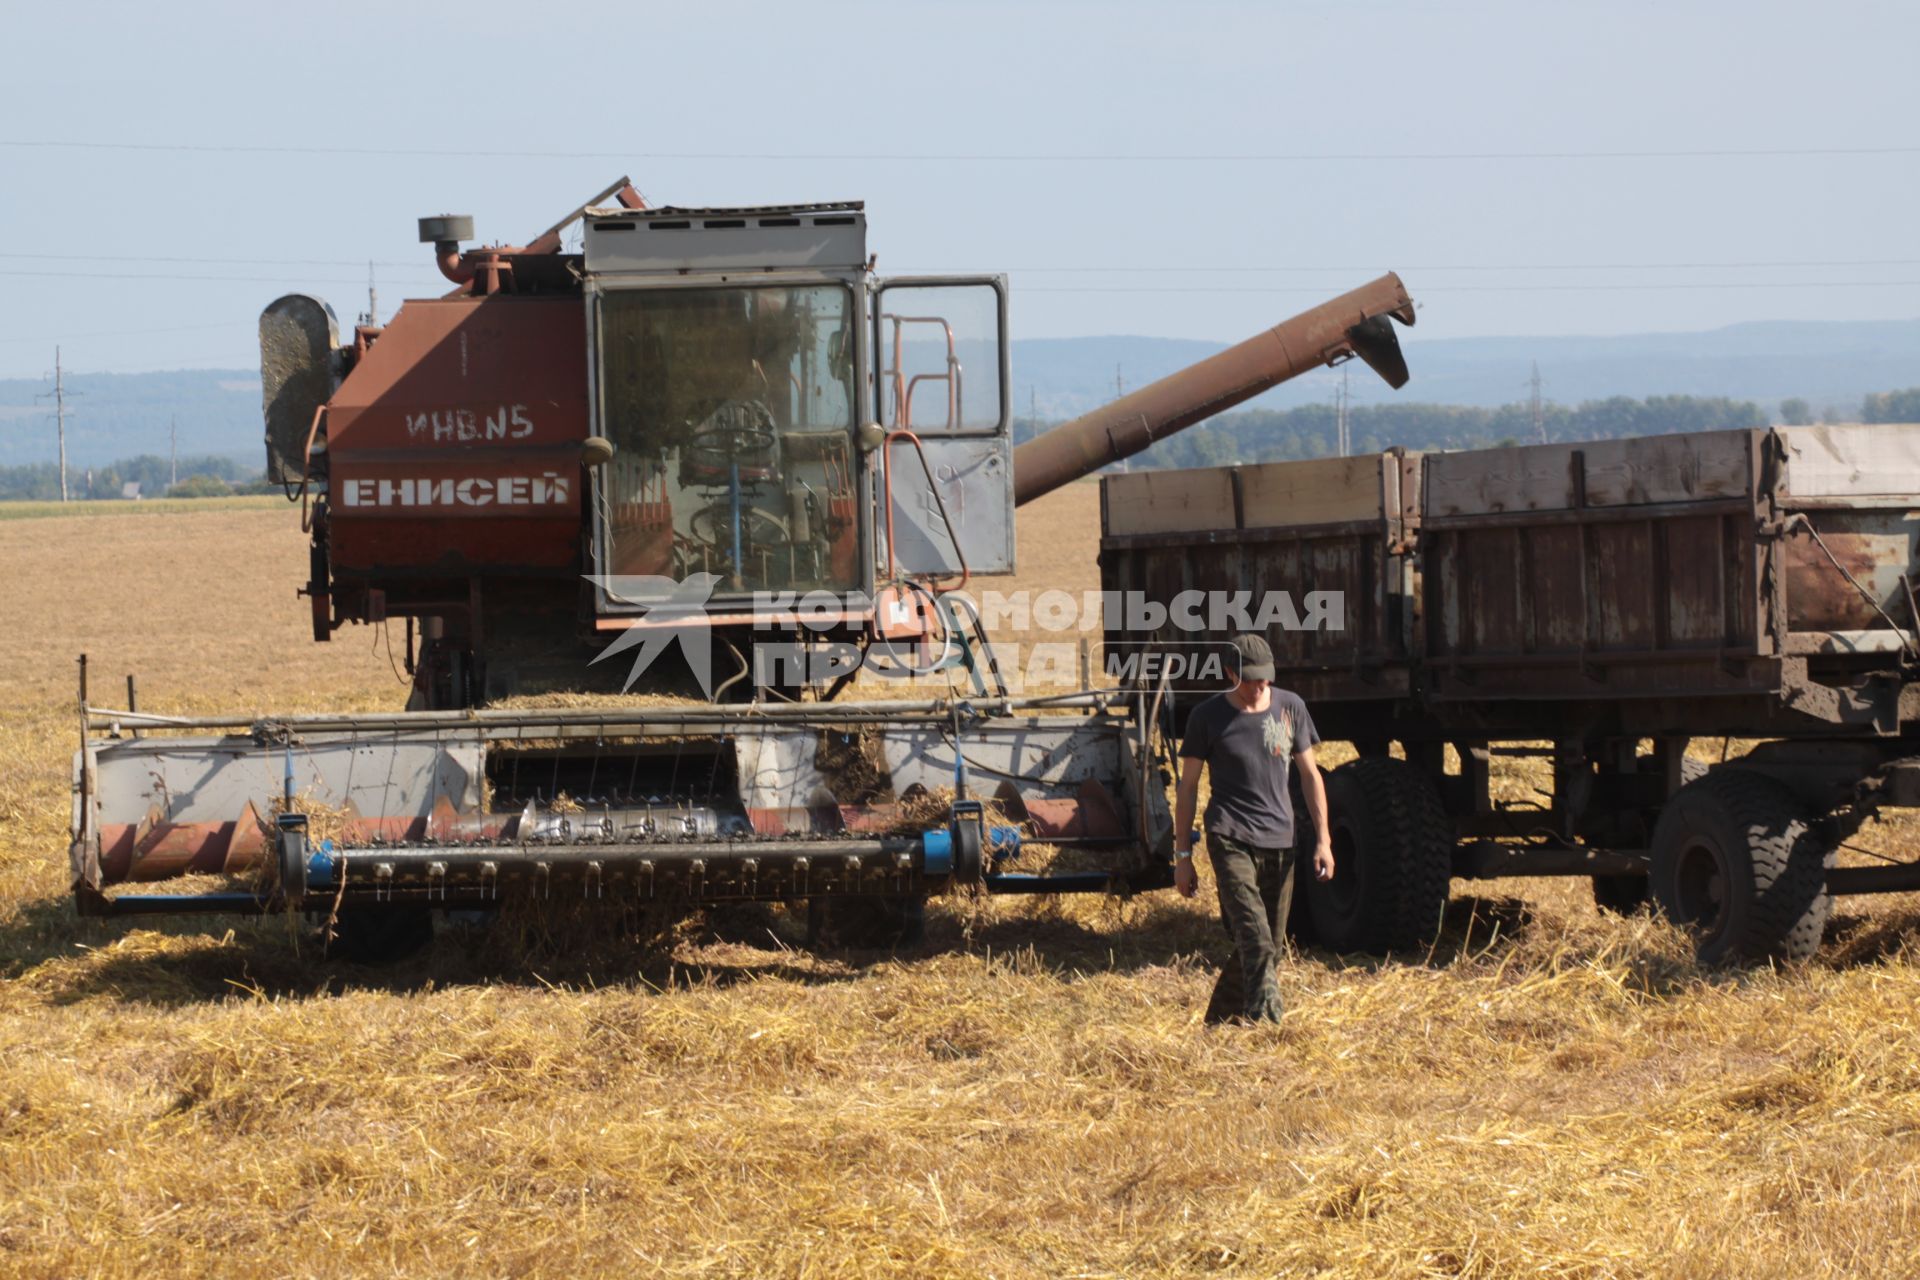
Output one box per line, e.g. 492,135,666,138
1648,768,1831,965
1301,757,1453,954
1592,756,1707,916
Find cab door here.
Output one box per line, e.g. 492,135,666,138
872,276,1014,577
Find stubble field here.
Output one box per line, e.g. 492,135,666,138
4,486,1920,1278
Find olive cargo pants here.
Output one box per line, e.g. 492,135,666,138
1203,831,1296,1024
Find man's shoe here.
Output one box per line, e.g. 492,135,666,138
1246,979,1285,1024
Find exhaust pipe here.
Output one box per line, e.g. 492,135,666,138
419,214,477,285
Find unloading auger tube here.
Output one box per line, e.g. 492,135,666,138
69,691,1177,918
1012,273,1416,506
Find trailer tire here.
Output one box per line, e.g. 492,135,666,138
1648,768,1831,965
1593,756,1707,916
1302,758,1453,954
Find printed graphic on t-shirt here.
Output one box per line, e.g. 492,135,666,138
1262,709,1295,758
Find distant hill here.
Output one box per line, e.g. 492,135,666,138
0,369,263,468
3,317,1916,466
1383,318,1920,412
1019,317,1920,419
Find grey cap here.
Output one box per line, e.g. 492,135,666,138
1231,633,1275,681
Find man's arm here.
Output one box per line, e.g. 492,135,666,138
1295,745,1335,881
1173,757,1203,898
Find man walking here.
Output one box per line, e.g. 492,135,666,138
1173,633,1334,1025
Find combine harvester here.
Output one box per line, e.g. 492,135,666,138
66,179,1417,953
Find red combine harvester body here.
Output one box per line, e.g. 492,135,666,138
260,178,1415,709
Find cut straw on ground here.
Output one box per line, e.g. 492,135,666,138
7,488,1920,1277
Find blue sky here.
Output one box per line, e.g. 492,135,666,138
2,0,1916,379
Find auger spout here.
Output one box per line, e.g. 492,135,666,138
1012,272,1416,505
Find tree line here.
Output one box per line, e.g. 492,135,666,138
1863,388,1920,423
0,454,265,502
1014,388,1920,471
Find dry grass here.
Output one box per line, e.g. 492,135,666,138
4,490,1920,1277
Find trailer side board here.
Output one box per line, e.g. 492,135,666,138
1099,452,1414,709
1420,430,1774,701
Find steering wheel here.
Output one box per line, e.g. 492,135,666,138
687,423,776,464
682,400,778,481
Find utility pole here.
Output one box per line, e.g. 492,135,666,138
1529,360,1546,443
169,416,178,490
38,347,73,502
1334,368,1352,457
366,259,379,327
56,349,68,502
1113,365,1130,471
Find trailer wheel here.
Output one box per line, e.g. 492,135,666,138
1301,758,1453,954
1593,756,1707,916
1648,768,1831,965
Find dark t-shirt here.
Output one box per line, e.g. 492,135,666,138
1178,689,1322,848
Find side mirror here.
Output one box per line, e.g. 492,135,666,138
581,437,616,468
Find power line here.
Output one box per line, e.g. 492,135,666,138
0,250,424,269
0,321,250,346
0,268,442,286
3,139,1917,162
1019,280,1920,294
12,251,1920,274
906,258,1920,273
8,268,1920,296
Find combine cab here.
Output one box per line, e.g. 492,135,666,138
69,180,1418,942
